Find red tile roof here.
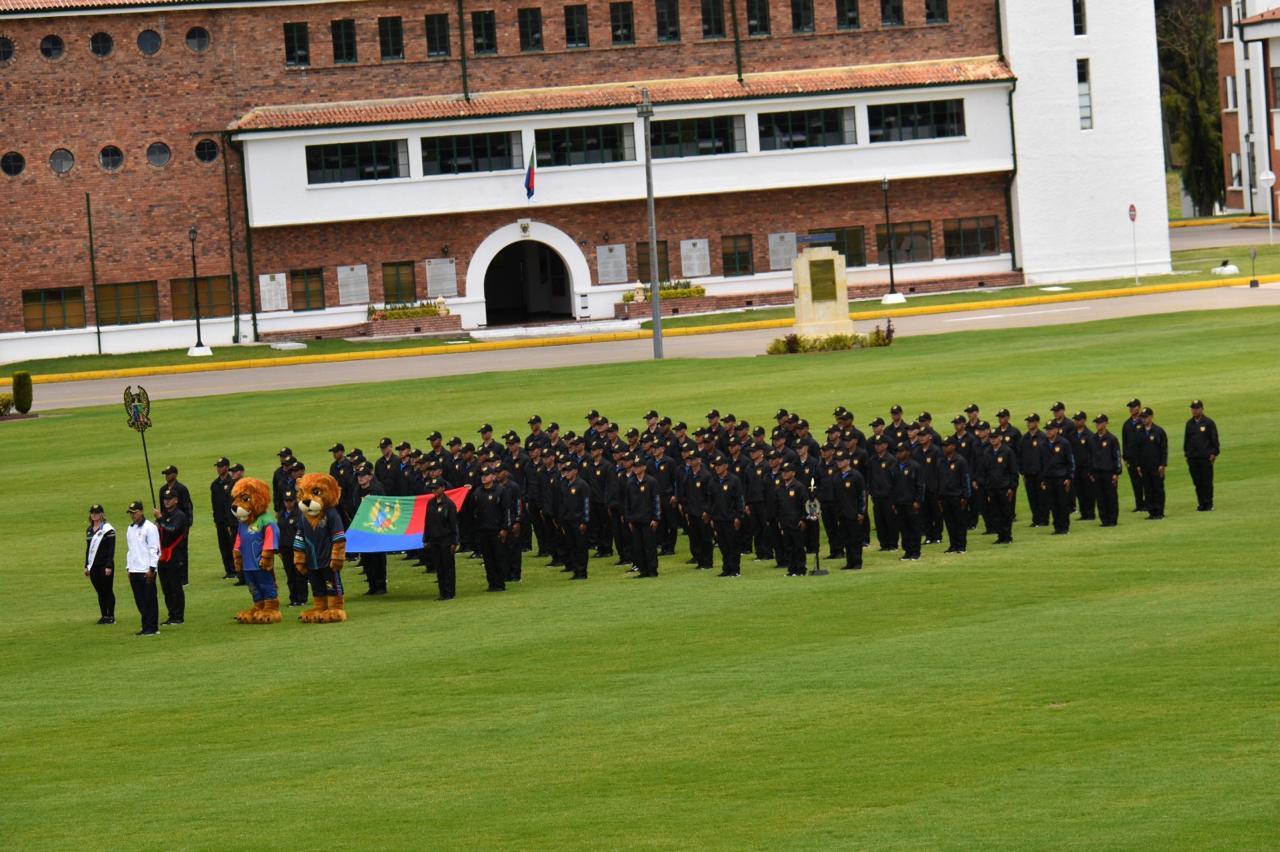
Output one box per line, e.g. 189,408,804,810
1238,8,1280,25
232,56,1013,132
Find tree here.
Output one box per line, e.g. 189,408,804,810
1158,0,1225,216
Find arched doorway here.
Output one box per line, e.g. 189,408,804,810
483,241,572,325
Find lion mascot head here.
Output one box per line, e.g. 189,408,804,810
230,477,271,524
297,473,341,520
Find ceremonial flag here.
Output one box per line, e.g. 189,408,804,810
524,148,536,200
344,487,469,553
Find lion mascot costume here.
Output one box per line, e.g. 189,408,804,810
230,478,283,624
294,473,348,623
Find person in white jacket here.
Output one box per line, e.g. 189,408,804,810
125,500,160,636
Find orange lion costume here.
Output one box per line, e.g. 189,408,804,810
293,473,348,623
230,478,283,624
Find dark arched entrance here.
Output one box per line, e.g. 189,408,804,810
483,240,572,325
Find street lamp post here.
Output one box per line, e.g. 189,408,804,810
638,88,663,359
880,177,905,305
187,225,212,356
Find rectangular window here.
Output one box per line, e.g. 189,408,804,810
22,287,86,331
290,269,326,312
305,139,411,184
565,5,589,47
1074,0,1087,36
382,262,417,304
331,19,357,64
880,0,903,28
283,22,309,66
867,98,966,142
378,17,404,60
836,0,859,30
611,2,635,44
1078,59,1094,129
96,280,158,326
747,0,771,35
1230,152,1242,188
1246,69,1254,127
809,227,867,267
925,0,947,24
791,0,814,32
636,240,672,283
169,276,233,320
518,8,544,51
1272,67,1280,108
758,107,856,150
651,115,746,158
1220,4,1231,40
422,131,523,174
1225,74,1237,110
426,14,451,56
535,123,636,166
656,0,681,42
875,221,932,264
721,235,754,276
702,0,726,38
943,216,1000,259
472,10,497,54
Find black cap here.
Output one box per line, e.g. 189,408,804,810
706,409,720,419
447,436,462,447
356,464,372,476
996,408,1010,418
712,454,728,466
774,408,789,419
918,411,932,421
427,432,442,442
478,424,493,434
826,424,841,434
674,421,687,431
908,422,921,431
528,414,542,424
964,403,979,413
766,449,780,460
736,420,750,431
890,404,903,414
1025,413,1040,422
462,442,475,453
644,409,659,419
162,488,178,501
351,448,364,457
584,409,600,420
834,449,848,460
780,462,795,472
161,464,177,475
214,456,230,468
796,419,809,429
1093,414,1109,424
1140,407,1154,417
1190,399,1204,409
559,459,576,470
1045,421,1060,431
869,417,885,427
230,462,245,472
277,446,293,457
1127,398,1141,409
328,442,345,452
547,422,560,431
1051,401,1066,412
951,415,966,425
379,437,393,448
395,441,411,451
942,437,958,448
833,405,849,417
127,500,144,512
659,416,672,426
625,427,640,438
976,421,990,431
506,434,521,445
89,503,104,513
752,426,765,436
606,424,619,434
1072,411,1087,421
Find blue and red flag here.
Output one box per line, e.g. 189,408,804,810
344,487,469,553
524,148,536,200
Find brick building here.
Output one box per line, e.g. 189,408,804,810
1218,2,1280,217
0,0,1170,358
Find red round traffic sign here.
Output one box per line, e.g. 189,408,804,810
1128,204,1137,222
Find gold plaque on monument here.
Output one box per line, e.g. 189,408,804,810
810,259,836,302
791,247,854,336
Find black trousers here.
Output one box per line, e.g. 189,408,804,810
967,484,983,529
893,503,922,558
714,519,740,574
748,503,770,558
821,503,842,556
922,495,943,542
872,496,898,549
685,515,714,568
89,566,115,618
426,538,456,597
1024,474,1048,525
363,552,387,592
660,499,680,552
1043,477,1072,532
590,502,611,553
780,525,805,574
630,521,659,576
528,504,549,555
157,562,185,621
306,562,343,597
478,530,505,590
1125,462,1145,511
1188,457,1214,509
215,523,236,575
942,496,967,551
561,522,588,578
1093,473,1119,525
838,515,863,568
1141,467,1166,517
1074,471,1096,519
611,508,633,561
989,487,1014,543
505,527,523,581
129,572,158,633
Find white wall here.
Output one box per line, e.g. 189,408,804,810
237,85,1014,229
1224,1,1280,214
1003,0,1172,283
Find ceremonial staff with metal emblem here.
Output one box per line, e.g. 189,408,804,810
124,385,157,508
806,478,827,576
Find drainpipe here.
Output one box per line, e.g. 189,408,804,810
729,0,744,84
1004,77,1019,271
457,0,470,101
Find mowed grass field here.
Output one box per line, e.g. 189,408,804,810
1,307,1277,850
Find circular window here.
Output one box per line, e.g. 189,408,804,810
194,138,219,163
99,145,124,171
40,35,64,59
185,26,210,52
50,148,74,174
137,29,161,55
90,32,113,57
0,36,14,63
146,141,170,167
1,151,24,177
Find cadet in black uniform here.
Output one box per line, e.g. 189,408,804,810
624,454,662,578
890,444,926,561
210,457,237,579
328,443,357,525
1088,415,1121,527
154,489,188,625
423,478,461,598
912,429,944,544
833,450,867,569
1069,412,1095,520
276,488,307,606
680,451,715,570
1122,399,1145,512
474,465,511,591
1184,400,1220,511
708,455,746,577
985,432,1018,544
355,465,388,595
1040,421,1075,534
868,437,898,551
85,504,116,624
159,464,193,584
498,464,524,582
818,439,842,559
1017,415,1048,527
374,437,406,497
1136,407,1168,519
993,408,1021,520
556,462,591,580
271,447,294,512
939,438,971,553
775,462,809,576
650,442,679,555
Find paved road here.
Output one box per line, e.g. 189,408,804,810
32,284,1280,411
1169,222,1275,251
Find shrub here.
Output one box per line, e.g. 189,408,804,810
11,371,32,414
368,303,442,321
631,280,705,301
0,394,12,417
766,332,877,355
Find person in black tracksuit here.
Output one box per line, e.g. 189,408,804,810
1068,413,1095,521
1183,400,1220,512
276,489,307,606
556,463,591,579
938,439,971,553
745,446,771,560
624,458,662,578
1121,400,1146,512
355,468,388,594
474,466,512,591
817,447,842,559
586,449,612,557
774,463,809,576
890,445,926,561
423,478,461,599
85,504,116,624
985,433,1018,544
154,492,188,624
271,448,294,513
868,439,898,551
680,453,715,570
912,432,944,544
1088,415,1122,527
1040,422,1076,534
1017,416,1048,527
833,451,867,570
499,468,524,582
160,466,193,584
1136,408,1169,519
651,444,679,555
210,458,237,579
708,456,746,577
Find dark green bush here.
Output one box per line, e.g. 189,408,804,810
12,371,32,414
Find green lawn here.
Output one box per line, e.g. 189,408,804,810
1,308,1277,849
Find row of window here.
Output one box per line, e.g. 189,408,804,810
280,0,948,66
0,139,219,178
0,27,208,64
304,100,963,184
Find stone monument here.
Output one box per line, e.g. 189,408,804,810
792,247,854,336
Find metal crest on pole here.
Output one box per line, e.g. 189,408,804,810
124,385,157,508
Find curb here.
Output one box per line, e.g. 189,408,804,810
2,275,1269,387
1168,214,1267,229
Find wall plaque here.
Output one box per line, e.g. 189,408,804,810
680,238,710,278
426,258,458,297
258,273,288,312
336,264,370,305
768,232,797,271
596,244,628,284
